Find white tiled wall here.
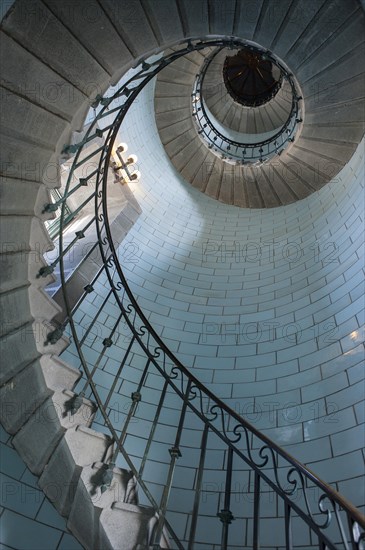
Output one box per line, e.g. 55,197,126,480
0,426,82,550
118,78,363,499
62,76,364,545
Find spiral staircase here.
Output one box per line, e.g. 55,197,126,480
155,35,363,207
0,1,365,549
203,48,292,134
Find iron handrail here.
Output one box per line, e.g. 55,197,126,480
54,37,365,549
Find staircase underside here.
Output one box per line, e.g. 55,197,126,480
155,37,364,208
203,48,292,134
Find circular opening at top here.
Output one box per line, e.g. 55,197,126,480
223,48,282,107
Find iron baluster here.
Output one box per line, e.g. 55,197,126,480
73,145,105,170
98,103,131,120
347,515,365,549
152,379,192,547
65,191,97,220
103,335,136,411
39,215,97,278
218,447,235,550
334,504,350,550
78,288,114,347
284,502,293,550
253,471,261,550
43,168,99,215
63,264,111,317
76,311,124,397
139,378,169,478
348,515,358,550
46,268,113,344
119,358,151,445
188,424,209,550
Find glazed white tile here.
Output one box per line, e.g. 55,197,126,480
71,79,364,505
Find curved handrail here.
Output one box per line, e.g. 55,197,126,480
52,37,365,549
192,43,303,164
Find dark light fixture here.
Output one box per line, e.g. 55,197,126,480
223,48,282,107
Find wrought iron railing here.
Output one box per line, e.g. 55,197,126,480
44,188,73,239
192,42,303,165
41,38,365,549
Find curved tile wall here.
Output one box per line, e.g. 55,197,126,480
61,78,364,542
0,425,81,549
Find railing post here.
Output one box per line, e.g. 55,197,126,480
151,378,192,547
119,358,151,445
188,424,209,550
284,502,293,550
253,471,261,550
218,447,235,550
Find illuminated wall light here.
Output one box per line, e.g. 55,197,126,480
117,142,128,153
129,170,141,181
126,154,138,165
110,143,140,184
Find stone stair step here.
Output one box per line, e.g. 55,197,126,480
245,109,258,134
155,108,192,130
100,502,170,550
0,359,53,433
253,109,267,134
250,168,281,209
157,65,196,86
1,0,109,97
0,323,40,385
244,167,264,209
218,169,234,205
304,73,364,110
297,15,363,83
286,147,343,187
42,0,133,78
12,389,96,474
266,155,319,201
0,285,33,334
213,97,232,122
301,123,364,143
207,86,228,109
0,251,56,293
29,286,62,323
205,158,223,200
0,177,51,218
155,81,191,98
39,426,113,516
163,129,193,159
180,144,210,184
191,147,216,192
221,104,237,129
232,166,248,208
170,136,202,174
155,96,190,114
259,162,300,205
295,138,357,165
263,102,285,128
68,461,138,549
272,0,327,62
2,88,68,152
305,99,364,126
40,354,81,391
